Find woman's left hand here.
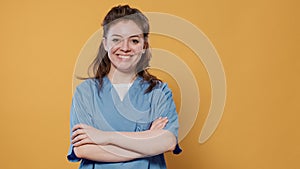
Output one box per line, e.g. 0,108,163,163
71,124,110,147
149,117,168,130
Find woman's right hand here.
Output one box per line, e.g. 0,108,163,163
71,124,111,147
149,117,168,130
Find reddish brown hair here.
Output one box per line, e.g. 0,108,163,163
87,5,161,93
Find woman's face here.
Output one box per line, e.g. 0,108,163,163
104,20,145,74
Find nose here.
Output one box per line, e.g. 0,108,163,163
120,39,130,52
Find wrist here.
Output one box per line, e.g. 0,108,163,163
106,131,115,145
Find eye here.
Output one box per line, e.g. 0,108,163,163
112,38,120,42
131,39,140,44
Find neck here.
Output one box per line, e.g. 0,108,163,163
108,67,136,84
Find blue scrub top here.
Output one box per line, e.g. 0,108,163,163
67,76,179,169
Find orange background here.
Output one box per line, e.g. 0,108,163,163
1,0,299,169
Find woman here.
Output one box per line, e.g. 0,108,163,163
67,5,181,169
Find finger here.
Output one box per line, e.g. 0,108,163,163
153,117,164,124
71,129,85,140
72,123,88,132
72,124,83,132
72,133,87,144
150,120,162,129
155,117,168,123
155,117,168,125
150,118,168,130
157,122,167,129
156,118,168,129
73,137,89,147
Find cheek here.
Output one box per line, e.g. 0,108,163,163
132,45,144,53
107,45,119,55
134,54,143,65
106,41,119,51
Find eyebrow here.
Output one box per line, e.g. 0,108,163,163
110,34,142,38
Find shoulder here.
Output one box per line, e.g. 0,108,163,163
148,81,173,99
155,81,171,92
74,78,99,96
137,77,171,93
75,78,98,90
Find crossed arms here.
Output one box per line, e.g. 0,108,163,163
71,117,177,162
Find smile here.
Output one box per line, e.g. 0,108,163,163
118,55,132,59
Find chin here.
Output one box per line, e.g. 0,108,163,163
112,65,134,73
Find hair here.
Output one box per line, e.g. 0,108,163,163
86,4,161,93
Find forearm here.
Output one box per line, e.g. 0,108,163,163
74,144,145,162
71,121,177,158
107,129,176,156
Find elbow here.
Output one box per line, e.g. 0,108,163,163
160,130,177,153
145,132,177,156
73,146,85,159
167,134,177,152
168,142,176,152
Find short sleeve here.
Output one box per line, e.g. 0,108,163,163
67,81,94,162
153,83,182,154
154,83,179,138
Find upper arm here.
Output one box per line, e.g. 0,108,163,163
153,84,180,153
154,84,179,139
70,85,94,127
67,81,94,162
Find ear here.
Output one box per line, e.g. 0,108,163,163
142,42,147,54
103,38,108,51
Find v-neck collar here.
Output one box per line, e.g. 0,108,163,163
102,76,142,102
104,75,142,87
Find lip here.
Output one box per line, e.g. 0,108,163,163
119,55,131,59
116,54,133,60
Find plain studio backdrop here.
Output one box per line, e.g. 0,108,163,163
0,0,299,169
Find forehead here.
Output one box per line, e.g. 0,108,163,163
106,20,143,38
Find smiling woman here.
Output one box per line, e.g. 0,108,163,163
67,4,181,169
104,20,145,77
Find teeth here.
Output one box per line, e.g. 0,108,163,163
119,55,130,59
